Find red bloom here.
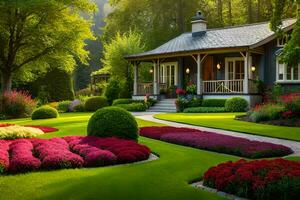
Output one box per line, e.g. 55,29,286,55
176,88,186,95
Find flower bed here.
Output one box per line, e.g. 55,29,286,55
140,126,293,158
0,124,58,140
203,159,300,200
0,136,151,175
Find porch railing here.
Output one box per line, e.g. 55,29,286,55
203,79,259,94
137,82,153,95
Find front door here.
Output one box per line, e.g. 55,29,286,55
160,62,178,98
225,58,245,80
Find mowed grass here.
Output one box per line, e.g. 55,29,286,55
154,113,300,141
0,113,239,200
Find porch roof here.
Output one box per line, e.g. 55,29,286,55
126,19,296,60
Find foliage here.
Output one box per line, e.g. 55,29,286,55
0,90,37,119
105,78,121,105
271,0,300,66
69,100,83,112
87,107,138,140
272,84,284,102
101,31,145,97
184,107,227,113
175,88,186,96
115,103,147,112
249,104,285,122
225,97,249,112
73,103,86,112
31,106,59,120
0,0,96,92
84,96,108,112
283,94,300,116
186,82,197,95
47,102,59,110
112,99,138,106
202,99,227,107
76,88,93,97
140,127,292,158
203,159,300,200
175,97,202,112
57,101,72,113
0,125,44,140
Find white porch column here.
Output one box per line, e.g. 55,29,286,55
133,62,138,96
243,51,250,94
153,60,159,95
197,54,202,95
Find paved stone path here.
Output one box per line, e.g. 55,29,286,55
135,113,300,156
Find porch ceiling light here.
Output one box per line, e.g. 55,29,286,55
251,66,256,72
186,68,190,74
217,63,221,70
150,69,154,74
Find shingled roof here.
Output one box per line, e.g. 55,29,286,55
126,19,296,60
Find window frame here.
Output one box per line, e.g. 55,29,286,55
276,58,300,83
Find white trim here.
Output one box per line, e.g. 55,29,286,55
160,62,178,86
276,59,300,82
225,57,245,80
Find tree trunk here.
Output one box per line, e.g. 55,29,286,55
216,0,224,26
257,0,261,21
1,70,12,93
227,0,233,25
247,0,253,23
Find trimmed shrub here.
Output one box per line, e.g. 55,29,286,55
57,101,71,113
184,107,227,113
73,103,85,112
225,97,248,112
112,99,136,106
202,99,227,107
47,102,59,109
0,90,37,119
285,98,300,116
105,78,121,105
84,96,108,112
0,125,44,140
69,100,82,112
115,103,147,112
249,104,284,122
87,107,138,140
31,106,59,120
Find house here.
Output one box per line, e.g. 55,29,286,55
125,11,298,106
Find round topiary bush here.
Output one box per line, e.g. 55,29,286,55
85,96,108,112
87,107,138,140
31,106,59,120
225,97,249,112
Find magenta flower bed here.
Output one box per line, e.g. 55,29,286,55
140,126,293,158
0,136,151,175
9,140,41,173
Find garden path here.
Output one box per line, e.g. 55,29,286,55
134,113,300,156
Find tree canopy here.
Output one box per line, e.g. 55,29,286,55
0,0,96,92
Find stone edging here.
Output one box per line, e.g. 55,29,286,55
191,181,249,200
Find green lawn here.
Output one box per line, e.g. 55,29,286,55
0,113,239,200
154,113,300,141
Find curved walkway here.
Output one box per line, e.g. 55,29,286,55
135,113,300,156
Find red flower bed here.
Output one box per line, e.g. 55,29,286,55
9,140,41,173
140,126,293,158
0,124,58,133
203,159,300,200
0,136,151,174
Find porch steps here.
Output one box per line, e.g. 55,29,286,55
148,99,177,113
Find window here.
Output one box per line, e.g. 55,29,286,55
277,59,300,82
277,34,290,47
225,58,245,80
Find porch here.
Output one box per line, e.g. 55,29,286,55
131,49,263,98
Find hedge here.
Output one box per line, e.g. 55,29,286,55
115,103,147,112
184,107,227,113
202,99,227,107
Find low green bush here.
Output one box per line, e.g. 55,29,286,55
105,78,121,105
146,98,158,107
184,107,227,113
85,96,108,112
112,99,137,106
225,97,249,112
175,97,202,112
87,107,138,140
57,101,71,113
31,106,59,120
202,99,227,107
285,98,300,116
115,103,147,112
249,104,284,122
73,103,85,112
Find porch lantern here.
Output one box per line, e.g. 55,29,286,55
251,66,256,72
149,69,154,74
186,67,190,74
217,63,221,70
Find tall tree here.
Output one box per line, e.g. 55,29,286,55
216,0,224,26
271,0,300,65
227,0,233,25
0,0,96,92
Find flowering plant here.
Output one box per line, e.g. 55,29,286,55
175,88,186,95
186,82,197,94
203,159,300,200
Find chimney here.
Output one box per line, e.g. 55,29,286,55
191,11,207,37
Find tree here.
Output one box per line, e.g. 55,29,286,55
271,0,300,66
101,31,145,97
0,0,96,93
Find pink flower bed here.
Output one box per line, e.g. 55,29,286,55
9,140,41,173
0,123,58,133
0,136,151,175
140,126,293,158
